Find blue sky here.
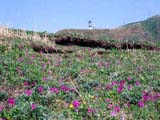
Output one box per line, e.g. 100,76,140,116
0,0,160,32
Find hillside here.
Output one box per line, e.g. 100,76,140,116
0,15,160,119
56,15,160,42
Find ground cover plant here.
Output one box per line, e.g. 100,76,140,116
0,38,160,120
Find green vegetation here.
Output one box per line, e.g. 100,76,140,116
0,39,160,119
142,17,160,39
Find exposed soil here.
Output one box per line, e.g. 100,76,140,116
31,44,73,54
55,36,160,51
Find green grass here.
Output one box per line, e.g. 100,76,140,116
0,39,160,119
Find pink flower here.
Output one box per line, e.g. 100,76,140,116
107,104,113,109
117,86,124,93
8,98,15,106
32,81,37,86
42,77,47,81
18,57,23,62
25,90,32,96
0,105,4,112
23,81,29,86
105,84,112,90
31,103,36,110
114,106,121,112
110,111,117,117
111,81,117,86
106,98,111,103
128,85,133,90
138,101,145,107
135,81,140,86
142,95,150,101
72,100,80,108
87,108,93,113
38,86,44,93
127,76,132,81
120,80,126,86
50,87,59,93
151,93,160,100
127,102,131,108
60,85,70,92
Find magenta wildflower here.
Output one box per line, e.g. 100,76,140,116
127,76,132,81
105,84,112,90
106,98,111,103
0,105,4,112
18,57,23,62
72,100,80,108
8,98,15,106
151,93,160,100
142,95,150,101
42,77,47,81
25,90,32,96
114,106,121,112
87,108,93,113
31,103,36,110
135,81,140,86
117,86,124,93
107,104,113,109
60,85,70,92
120,80,126,86
110,111,117,117
38,86,44,93
138,101,145,107
127,102,131,108
111,81,117,86
128,85,133,90
50,87,59,93
23,81,29,86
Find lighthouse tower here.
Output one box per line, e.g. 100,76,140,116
88,20,94,30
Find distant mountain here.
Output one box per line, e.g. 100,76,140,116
56,15,160,42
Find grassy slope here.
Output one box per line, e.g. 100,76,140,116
0,38,160,119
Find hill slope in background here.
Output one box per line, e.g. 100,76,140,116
56,15,160,42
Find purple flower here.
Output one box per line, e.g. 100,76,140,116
114,106,121,112
38,86,44,93
18,57,23,62
23,81,29,86
106,98,111,103
135,81,140,86
42,77,47,81
87,108,93,113
31,103,36,110
72,100,80,108
117,85,124,93
0,105,4,112
111,81,117,86
50,87,59,93
142,95,150,101
120,80,126,86
110,111,117,117
107,104,113,109
128,85,133,90
25,90,32,96
127,76,132,81
60,85,70,92
138,101,145,107
8,98,15,106
105,84,112,90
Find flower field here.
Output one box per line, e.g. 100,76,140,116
0,39,160,120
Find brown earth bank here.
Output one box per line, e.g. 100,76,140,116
55,36,160,51
31,44,73,54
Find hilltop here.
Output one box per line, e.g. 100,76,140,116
57,15,160,42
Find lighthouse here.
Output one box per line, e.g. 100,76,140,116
88,20,94,30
